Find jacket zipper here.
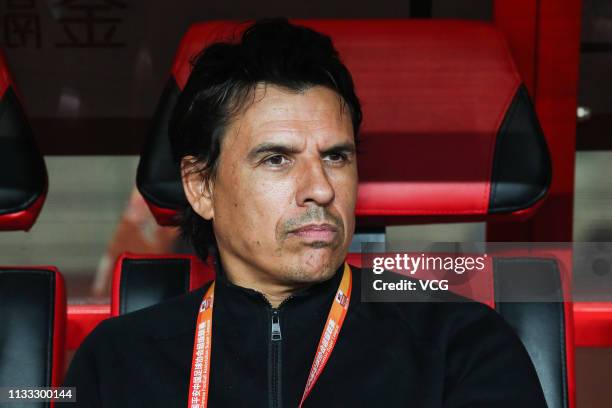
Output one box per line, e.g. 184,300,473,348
269,309,283,408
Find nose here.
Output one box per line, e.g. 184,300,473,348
295,159,335,207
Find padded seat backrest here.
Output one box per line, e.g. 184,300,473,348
111,253,214,316
0,267,66,391
137,19,551,227
0,52,47,231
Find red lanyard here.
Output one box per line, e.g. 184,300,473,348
187,263,352,408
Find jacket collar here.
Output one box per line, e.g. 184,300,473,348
148,254,349,340
211,252,346,312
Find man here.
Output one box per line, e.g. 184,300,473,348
62,18,547,407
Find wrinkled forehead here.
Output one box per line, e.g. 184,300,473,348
224,84,354,150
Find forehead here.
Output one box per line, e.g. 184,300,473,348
224,84,354,149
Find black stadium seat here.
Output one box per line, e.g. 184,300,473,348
111,252,214,316
493,256,572,408
0,51,47,232
137,19,551,227
0,267,66,393
0,54,66,396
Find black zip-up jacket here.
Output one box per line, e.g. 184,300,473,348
62,264,547,407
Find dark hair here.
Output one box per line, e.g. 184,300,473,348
169,17,362,262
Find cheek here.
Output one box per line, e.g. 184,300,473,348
253,179,295,236
332,167,358,204
217,171,294,240
331,170,358,232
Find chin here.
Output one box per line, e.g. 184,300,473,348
287,249,344,283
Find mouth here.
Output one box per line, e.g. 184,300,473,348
288,223,339,243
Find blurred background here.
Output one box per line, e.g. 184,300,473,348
0,1,609,406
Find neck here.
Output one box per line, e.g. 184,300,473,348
216,258,311,308
226,270,310,308
257,288,296,308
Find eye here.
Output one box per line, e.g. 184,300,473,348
263,154,291,167
324,152,349,164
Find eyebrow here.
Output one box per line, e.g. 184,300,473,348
247,143,300,162
322,142,357,156
247,141,356,161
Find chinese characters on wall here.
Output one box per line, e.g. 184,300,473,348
2,0,126,49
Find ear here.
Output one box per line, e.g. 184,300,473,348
181,156,214,220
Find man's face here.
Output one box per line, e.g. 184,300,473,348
185,84,357,289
